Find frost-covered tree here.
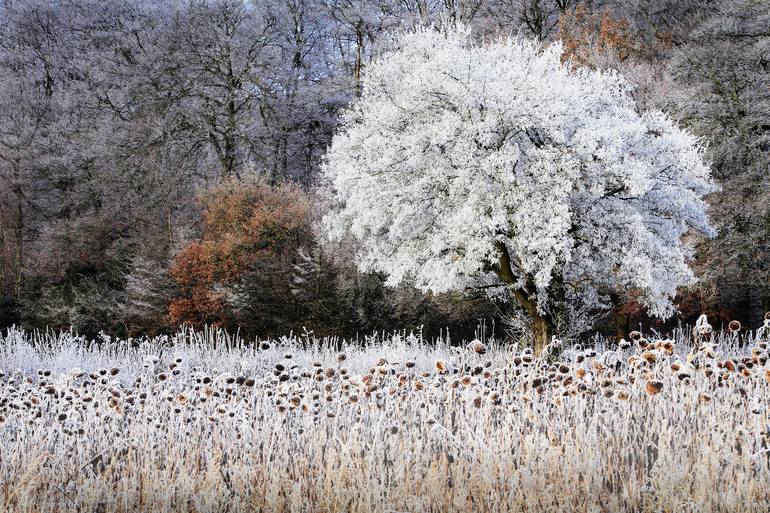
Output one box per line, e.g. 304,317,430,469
120,255,175,336
322,27,715,352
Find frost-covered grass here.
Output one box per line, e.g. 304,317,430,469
2,325,770,512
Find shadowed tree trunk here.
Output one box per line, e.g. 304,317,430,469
610,293,629,342
615,311,629,342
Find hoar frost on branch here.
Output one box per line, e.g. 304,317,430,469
322,26,716,351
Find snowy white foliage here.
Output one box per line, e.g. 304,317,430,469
323,26,716,318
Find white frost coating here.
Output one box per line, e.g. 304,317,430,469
322,26,716,319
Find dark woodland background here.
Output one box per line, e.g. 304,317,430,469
0,0,767,340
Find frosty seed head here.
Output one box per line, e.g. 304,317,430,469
469,340,487,355
645,380,664,396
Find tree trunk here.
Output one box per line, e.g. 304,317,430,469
493,241,555,355
353,25,364,97
749,287,764,330
531,312,553,356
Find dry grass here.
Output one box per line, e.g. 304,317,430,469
1,325,770,513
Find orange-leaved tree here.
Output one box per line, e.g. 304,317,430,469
557,4,637,66
169,177,313,334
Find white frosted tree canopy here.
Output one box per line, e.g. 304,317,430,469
323,27,715,324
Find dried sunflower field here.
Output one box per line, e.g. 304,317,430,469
2,321,770,513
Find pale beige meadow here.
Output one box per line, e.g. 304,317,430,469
1,323,770,513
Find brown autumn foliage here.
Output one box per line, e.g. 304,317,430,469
168,241,227,328
557,4,637,66
169,177,313,331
